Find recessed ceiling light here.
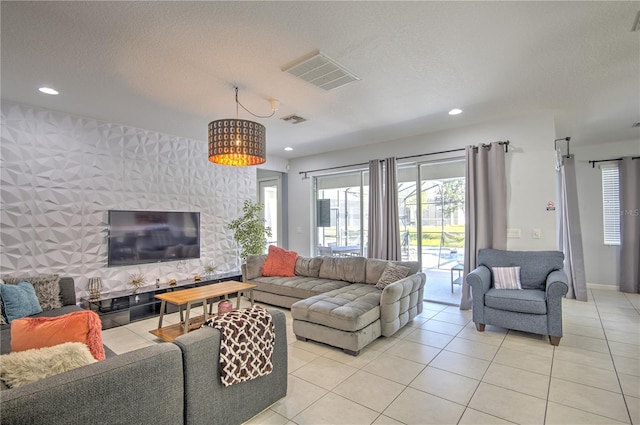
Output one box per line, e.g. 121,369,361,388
448,108,463,115
284,147,293,151
38,87,59,95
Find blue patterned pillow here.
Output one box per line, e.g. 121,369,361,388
0,281,43,323
492,266,522,290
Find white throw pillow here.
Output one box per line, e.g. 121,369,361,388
492,266,522,290
0,342,96,388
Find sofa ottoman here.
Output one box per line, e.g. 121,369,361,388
292,284,382,355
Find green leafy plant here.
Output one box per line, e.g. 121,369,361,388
228,200,272,263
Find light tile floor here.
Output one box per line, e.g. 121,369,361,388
102,289,640,424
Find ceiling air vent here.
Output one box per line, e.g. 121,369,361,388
282,50,360,91
281,114,307,124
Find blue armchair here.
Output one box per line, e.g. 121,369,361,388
467,249,569,346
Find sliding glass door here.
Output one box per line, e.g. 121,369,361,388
420,160,465,304
312,160,465,305
315,172,366,257
397,159,466,304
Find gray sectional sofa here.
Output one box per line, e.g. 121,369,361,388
0,308,288,425
243,255,426,354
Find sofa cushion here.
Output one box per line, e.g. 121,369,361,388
251,276,350,300
262,245,299,277
0,342,96,388
0,343,185,424
485,288,547,315
3,274,62,311
492,266,522,290
376,263,411,289
478,249,564,290
11,310,106,361
319,257,366,283
244,255,267,280
291,284,381,332
365,259,420,284
364,259,390,284
295,256,324,277
0,281,42,323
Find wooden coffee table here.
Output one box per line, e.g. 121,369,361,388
149,280,257,342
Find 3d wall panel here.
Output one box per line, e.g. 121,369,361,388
0,101,255,297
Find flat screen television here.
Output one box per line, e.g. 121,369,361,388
107,210,200,267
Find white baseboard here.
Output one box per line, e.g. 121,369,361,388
587,283,617,291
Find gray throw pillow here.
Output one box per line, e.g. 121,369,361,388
376,263,411,290
3,274,62,311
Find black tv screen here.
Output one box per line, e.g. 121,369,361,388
107,210,200,267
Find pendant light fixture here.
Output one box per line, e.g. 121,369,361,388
208,87,279,167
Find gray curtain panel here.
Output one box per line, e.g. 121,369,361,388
619,157,640,293
384,157,401,261
557,154,588,301
461,142,507,310
368,159,383,259
367,158,401,260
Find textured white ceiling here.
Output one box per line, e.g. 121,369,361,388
1,1,638,159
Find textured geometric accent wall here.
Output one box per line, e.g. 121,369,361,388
0,101,255,297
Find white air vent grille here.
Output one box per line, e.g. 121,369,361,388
281,114,307,124
282,50,360,91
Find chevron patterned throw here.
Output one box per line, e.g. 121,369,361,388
203,306,274,386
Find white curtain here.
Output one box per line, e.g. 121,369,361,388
619,157,640,293
460,142,507,310
367,157,401,260
556,153,587,301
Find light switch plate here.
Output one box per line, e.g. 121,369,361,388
532,229,541,239
507,228,521,238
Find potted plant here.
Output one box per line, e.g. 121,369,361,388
228,200,272,263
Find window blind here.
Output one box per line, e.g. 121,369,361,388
601,165,620,245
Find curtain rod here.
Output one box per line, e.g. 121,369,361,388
588,156,640,168
299,140,510,178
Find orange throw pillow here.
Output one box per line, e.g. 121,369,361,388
11,310,105,361
261,245,299,277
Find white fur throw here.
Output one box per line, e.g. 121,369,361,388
0,342,96,388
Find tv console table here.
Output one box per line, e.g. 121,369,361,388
81,271,242,329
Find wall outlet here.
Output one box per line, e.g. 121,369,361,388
507,228,521,238
532,229,541,239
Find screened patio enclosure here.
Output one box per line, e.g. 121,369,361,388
397,160,465,305
314,158,466,305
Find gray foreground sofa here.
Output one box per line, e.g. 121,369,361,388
0,309,288,425
244,255,426,354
